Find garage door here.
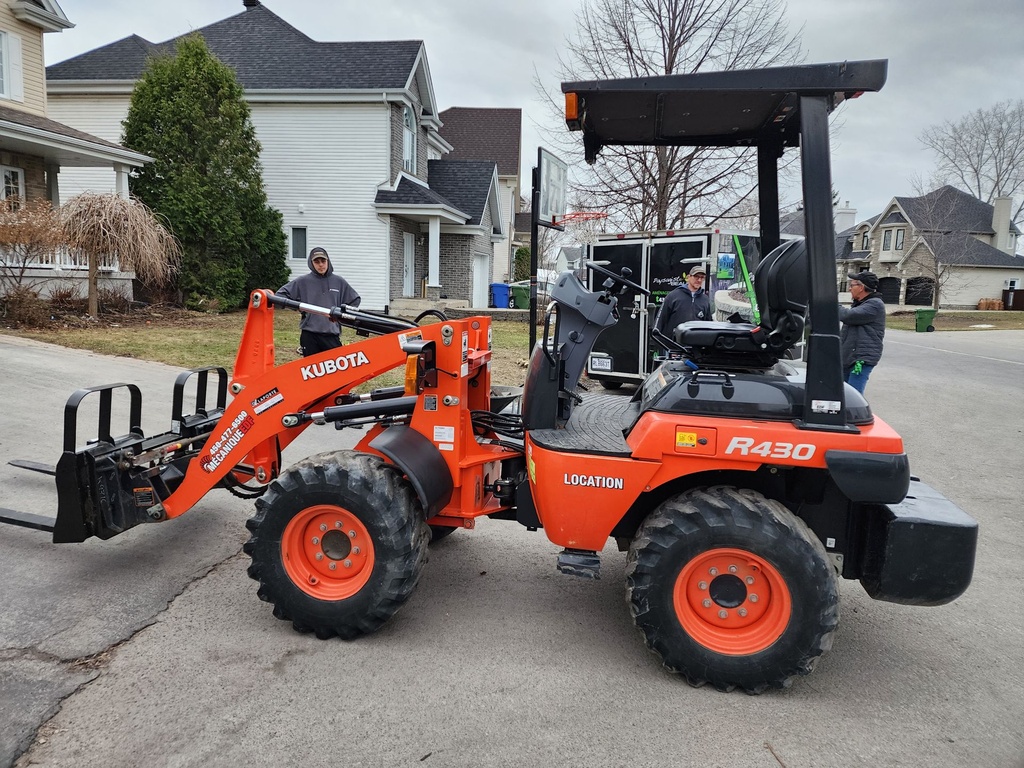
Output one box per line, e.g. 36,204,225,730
906,277,934,306
879,276,901,304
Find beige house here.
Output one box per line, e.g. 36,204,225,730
836,187,1022,308
0,0,150,297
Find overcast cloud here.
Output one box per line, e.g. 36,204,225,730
45,0,1024,225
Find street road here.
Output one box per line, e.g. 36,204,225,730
0,330,1021,767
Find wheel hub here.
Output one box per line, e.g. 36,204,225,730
282,504,374,599
674,547,792,655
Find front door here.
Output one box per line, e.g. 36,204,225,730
403,233,415,298
472,253,489,308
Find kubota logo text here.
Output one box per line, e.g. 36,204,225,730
301,350,371,381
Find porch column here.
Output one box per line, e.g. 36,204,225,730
45,163,60,205
427,216,441,301
114,164,130,199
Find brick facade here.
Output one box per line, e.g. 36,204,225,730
0,151,47,203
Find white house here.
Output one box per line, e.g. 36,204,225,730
44,1,504,311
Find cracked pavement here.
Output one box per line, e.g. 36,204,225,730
1,332,1022,767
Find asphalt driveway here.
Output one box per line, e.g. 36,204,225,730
0,330,1021,767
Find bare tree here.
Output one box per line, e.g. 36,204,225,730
536,0,803,232
0,199,66,296
919,99,1024,223
900,184,983,310
61,193,181,316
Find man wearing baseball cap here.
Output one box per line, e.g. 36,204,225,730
653,261,711,339
839,270,886,393
276,246,361,356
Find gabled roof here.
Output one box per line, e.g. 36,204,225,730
375,175,464,214
891,185,1021,236
919,232,1024,269
47,5,424,94
426,160,502,232
438,107,522,177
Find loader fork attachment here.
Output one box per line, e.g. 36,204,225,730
52,369,231,543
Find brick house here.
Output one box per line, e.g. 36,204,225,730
0,0,150,297
836,186,1023,308
437,107,522,283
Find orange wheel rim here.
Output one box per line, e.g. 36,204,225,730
673,547,791,655
282,505,375,600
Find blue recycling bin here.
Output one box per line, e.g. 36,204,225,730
490,283,511,309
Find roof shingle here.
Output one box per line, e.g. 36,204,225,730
47,5,422,91
438,107,522,177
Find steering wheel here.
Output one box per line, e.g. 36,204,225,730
586,261,650,296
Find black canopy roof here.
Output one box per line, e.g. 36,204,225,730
561,60,887,162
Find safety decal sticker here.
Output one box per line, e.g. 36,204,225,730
251,387,283,415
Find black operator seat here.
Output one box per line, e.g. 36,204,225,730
673,239,808,367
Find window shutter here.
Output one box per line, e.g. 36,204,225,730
9,33,24,102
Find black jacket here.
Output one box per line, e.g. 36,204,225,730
839,293,885,367
654,285,711,337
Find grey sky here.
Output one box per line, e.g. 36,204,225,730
45,0,1024,226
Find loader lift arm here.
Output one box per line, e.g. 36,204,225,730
11,289,493,543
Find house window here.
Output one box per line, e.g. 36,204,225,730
861,233,869,250
0,30,22,101
2,165,24,208
291,227,306,260
403,106,416,174
894,228,905,250
882,229,892,251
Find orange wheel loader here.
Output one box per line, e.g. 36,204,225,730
2,59,976,693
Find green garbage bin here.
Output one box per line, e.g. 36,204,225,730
915,308,937,332
510,283,530,309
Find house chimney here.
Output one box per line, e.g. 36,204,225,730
833,201,857,234
992,196,1012,254
243,0,260,8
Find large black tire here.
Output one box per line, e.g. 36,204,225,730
599,380,623,390
626,486,839,693
243,451,429,640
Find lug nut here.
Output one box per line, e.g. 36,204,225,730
335,521,343,528
745,576,755,585
718,610,728,619
352,547,361,555
320,523,327,532
702,599,712,608
749,594,759,603
348,530,357,538
311,536,319,545
698,581,707,590
709,567,718,576
315,552,323,561
729,565,738,573
343,559,352,568
738,608,748,617
329,562,337,570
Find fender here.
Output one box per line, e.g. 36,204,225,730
369,425,454,517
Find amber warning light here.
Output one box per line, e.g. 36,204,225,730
565,93,582,131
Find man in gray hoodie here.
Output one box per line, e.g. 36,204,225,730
276,246,361,357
